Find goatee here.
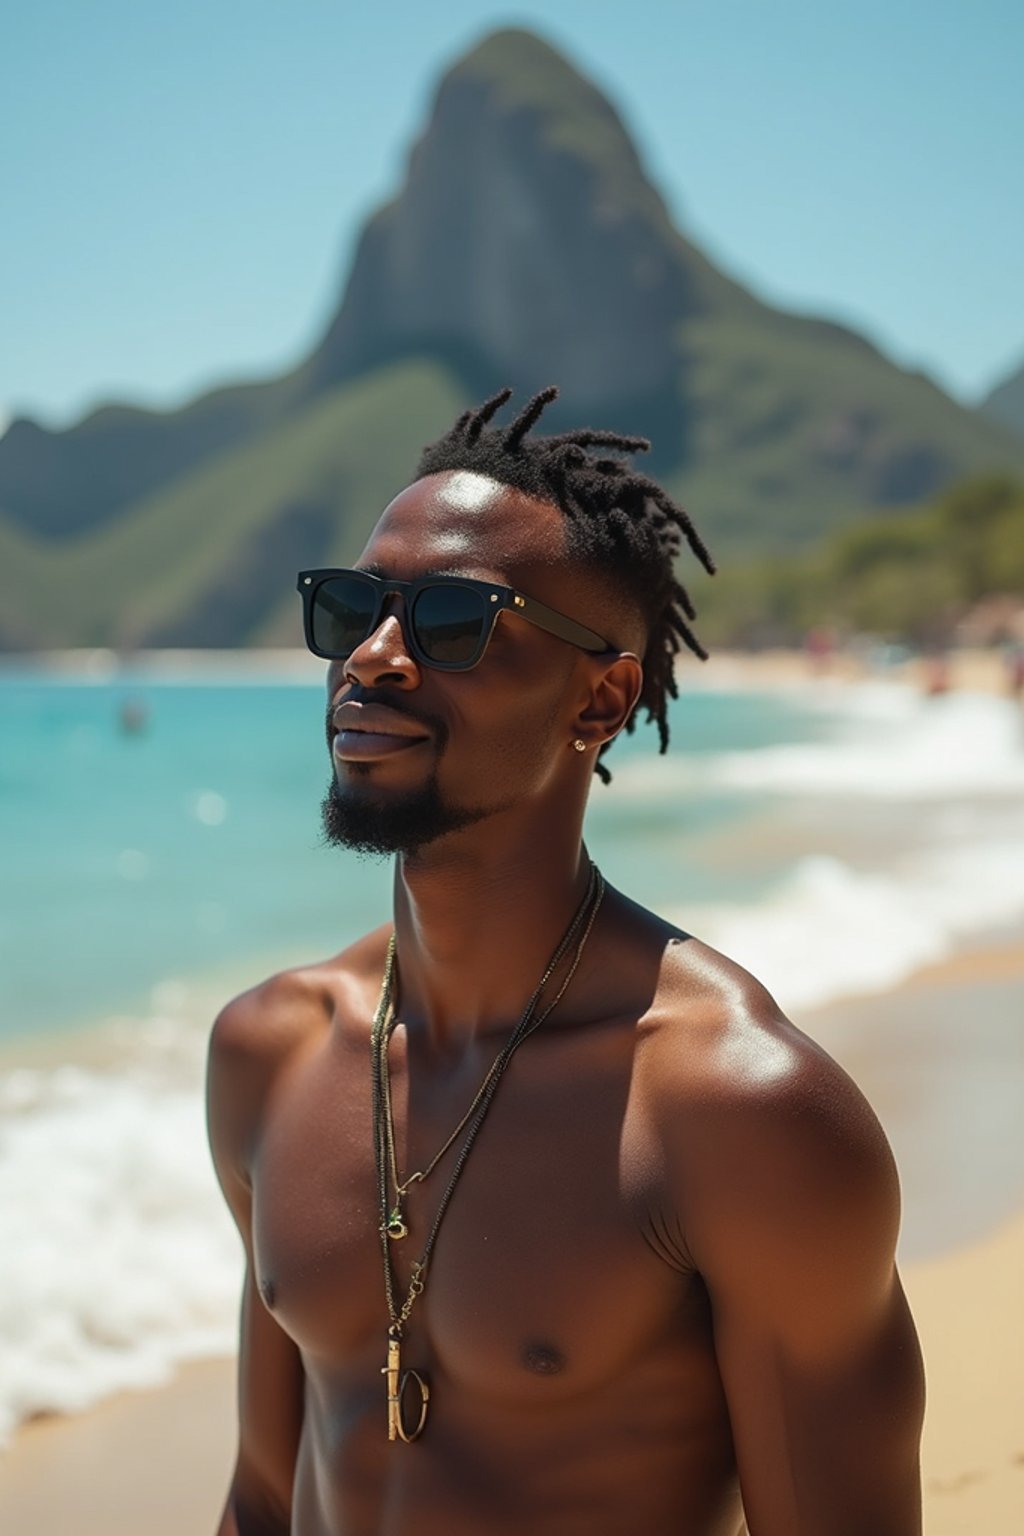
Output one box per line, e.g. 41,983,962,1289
320,774,486,858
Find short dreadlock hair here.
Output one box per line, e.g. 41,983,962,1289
415,385,715,783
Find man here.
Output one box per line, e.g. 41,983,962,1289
207,387,924,1535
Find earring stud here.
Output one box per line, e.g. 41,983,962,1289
572,739,586,752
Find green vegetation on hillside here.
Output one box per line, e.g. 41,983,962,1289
0,371,300,539
982,358,1024,439
0,360,467,650
673,313,1024,553
697,474,1024,648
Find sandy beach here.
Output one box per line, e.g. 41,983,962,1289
9,641,1019,699
703,644,1019,697
1,934,1021,1535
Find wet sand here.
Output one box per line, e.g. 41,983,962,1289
0,939,1021,1534
0,1357,236,1536
801,935,1024,1262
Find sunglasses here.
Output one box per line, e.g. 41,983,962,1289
297,568,611,672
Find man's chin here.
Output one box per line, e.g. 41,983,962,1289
320,777,484,859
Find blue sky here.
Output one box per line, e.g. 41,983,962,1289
3,0,1022,430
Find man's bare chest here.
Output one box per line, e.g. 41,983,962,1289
249,1021,716,1407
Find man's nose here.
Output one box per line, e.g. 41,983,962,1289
344,602,422,689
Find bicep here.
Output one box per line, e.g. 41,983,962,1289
712,1267,923,1536
680,1056,924,1534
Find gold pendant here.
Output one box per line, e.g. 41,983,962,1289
384,1207,408,1240
382,1333,430,1442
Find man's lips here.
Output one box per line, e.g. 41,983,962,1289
331,702,431,762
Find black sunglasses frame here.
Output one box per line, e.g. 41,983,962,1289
297,568,612,671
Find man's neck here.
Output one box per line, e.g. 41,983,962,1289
388,817,593,1054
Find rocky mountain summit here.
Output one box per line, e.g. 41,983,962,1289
2,27,1022,648
306,30,744,423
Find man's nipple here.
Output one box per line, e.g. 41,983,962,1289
521,1342,567,1376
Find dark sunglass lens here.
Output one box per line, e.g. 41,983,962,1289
311,577,377,657
413,585,488,665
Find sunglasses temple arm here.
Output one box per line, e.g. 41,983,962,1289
514,595,609,654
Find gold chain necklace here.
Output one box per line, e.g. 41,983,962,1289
370,866,604,1442
379,864,601,1241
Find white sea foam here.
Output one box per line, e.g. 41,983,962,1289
715,687,1024,800
680,829,1024,1013
638,686,1024,1009
615,687,1024,802
0,1032,242,1446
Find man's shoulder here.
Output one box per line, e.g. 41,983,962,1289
640,932,892,1179
634,931,900,1271
206,924,392,1206
209,923,391,1071
208,962,329,1071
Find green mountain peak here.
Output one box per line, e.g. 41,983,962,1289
1,26,1022,649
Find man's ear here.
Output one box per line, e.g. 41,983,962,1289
572,653,644,749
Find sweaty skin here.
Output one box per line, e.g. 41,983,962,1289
207,473,925,1536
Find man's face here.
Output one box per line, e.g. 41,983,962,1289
321,471,612,858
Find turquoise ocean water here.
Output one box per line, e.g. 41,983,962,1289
0,668,824,1044
2,661,1023,1442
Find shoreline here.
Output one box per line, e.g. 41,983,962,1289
797,927,1024,1264
0,646,325,682
702,644,1017,697
1,642,1017,698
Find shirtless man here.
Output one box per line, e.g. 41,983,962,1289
207,387,925,1535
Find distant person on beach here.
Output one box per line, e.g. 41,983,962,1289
803,624,835,674
922,650,951,698
1005,639,1024,704
207,387,924,1536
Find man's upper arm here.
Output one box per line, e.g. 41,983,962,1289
663,993,925,1536
207,984,307,1536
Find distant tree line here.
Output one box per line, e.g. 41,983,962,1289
698,475,1024,649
